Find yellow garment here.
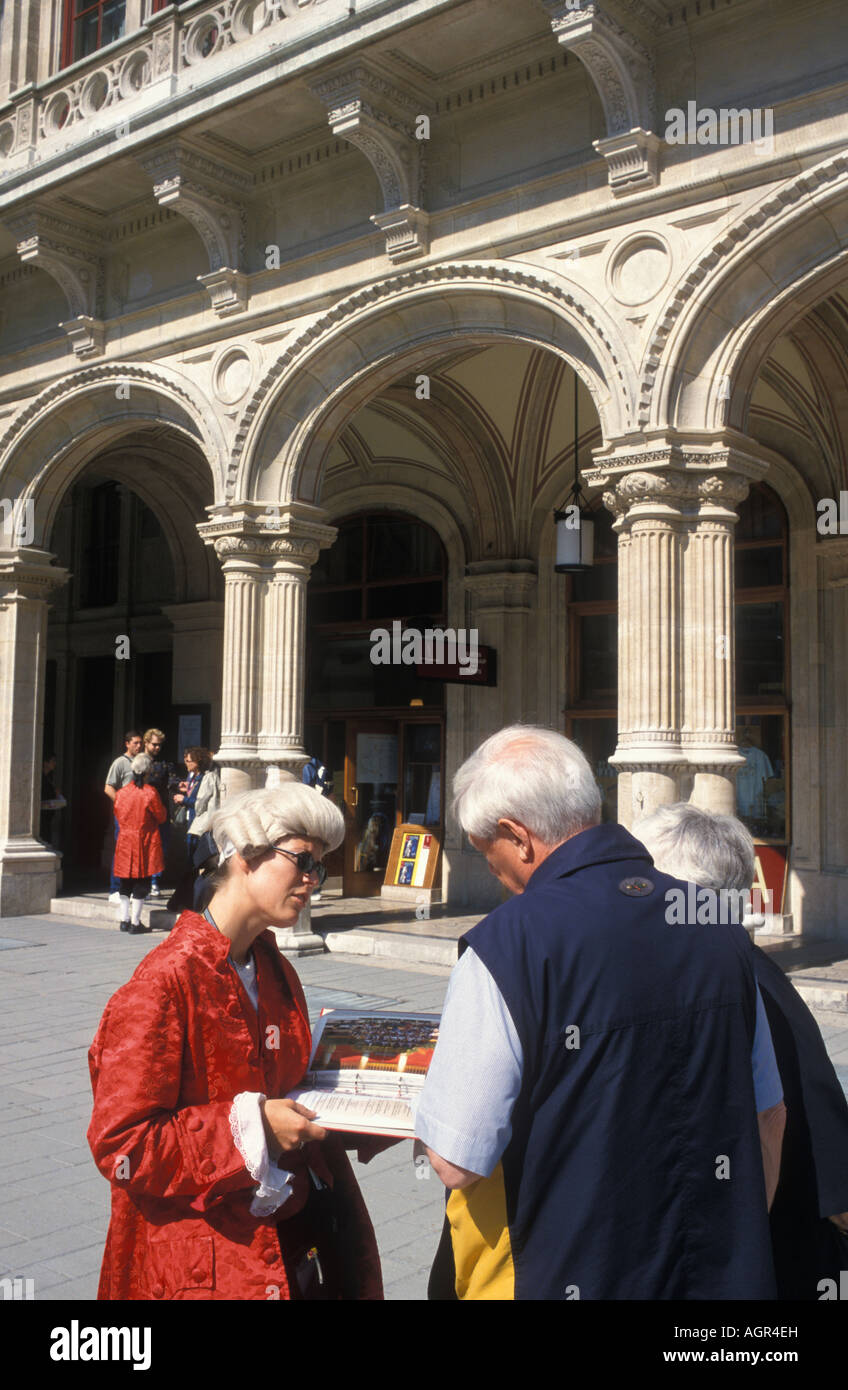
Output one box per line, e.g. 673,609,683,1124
447,1162,515,1300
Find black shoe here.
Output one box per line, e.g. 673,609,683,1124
127,923,147,935
119,922,130,932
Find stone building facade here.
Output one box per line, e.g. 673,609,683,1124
0,0,846,933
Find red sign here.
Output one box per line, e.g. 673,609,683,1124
415,646,496,686
753,845,788,915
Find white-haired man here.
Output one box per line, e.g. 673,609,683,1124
415,726,783,1300
638,802,848,1301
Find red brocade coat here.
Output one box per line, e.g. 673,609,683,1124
113,783,166,878
88,911,383,1300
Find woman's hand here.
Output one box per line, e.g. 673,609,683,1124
174,794,185,804
260,1098,328,1157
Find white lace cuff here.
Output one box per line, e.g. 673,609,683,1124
229,1092,295,1217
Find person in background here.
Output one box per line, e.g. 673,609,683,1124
416,725,783,1300
301,755,332,902
104,731,142,904
173,747,202,839
113,753,166,934
142,728,177,897
167,749,222,917
181,747,221,855
637,802,848,1300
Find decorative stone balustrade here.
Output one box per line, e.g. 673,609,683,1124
0,0,321,173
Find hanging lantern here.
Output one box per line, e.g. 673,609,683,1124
554,485,595,572
554,370,594,571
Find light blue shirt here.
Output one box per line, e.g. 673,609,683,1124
415,948,784,1176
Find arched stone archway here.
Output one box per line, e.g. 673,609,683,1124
230,262,633,506
0,365,225,914
0,362,228,543
640,151,848,435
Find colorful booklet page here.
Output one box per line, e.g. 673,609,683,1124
286,1009,441,1138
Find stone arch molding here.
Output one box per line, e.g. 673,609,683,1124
231,262,636,505
640,151,848,433
0,363,228,547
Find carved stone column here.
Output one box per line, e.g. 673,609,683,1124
585,440,768,827
197,509,335,792
0,549,69,917
258,530,334,772
198,508,335,954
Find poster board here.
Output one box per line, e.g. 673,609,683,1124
384,824,441,891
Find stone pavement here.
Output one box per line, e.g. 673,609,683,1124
1,913,848,1303
0,914,450,1302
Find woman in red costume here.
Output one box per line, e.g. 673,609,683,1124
88,781,383,1300
113,753,166,934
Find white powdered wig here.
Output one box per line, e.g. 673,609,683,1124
211,783,345,861
453,724,602,846
636,803,755,892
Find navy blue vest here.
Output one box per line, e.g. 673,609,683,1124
462,823,777,1300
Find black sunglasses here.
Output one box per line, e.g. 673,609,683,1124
272,846,327,886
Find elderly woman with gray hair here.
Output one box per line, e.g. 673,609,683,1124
638,802,848,1301
88,782,383,1301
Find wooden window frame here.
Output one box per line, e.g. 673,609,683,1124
62,0,127,69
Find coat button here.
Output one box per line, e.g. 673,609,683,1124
152,1285,165,1299
192,1268,205,1283
200,1160,214,1175
187,1117,203,1132
262,1248,278,1265
618,876,655,897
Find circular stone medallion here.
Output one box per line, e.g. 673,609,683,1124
608,234,671,307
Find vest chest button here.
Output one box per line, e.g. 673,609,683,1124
262,1247,278,1265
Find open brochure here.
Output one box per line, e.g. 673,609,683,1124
286,1009,441,1138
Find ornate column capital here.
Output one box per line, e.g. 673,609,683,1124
0,548,70,603
465,561,537,611
198,505,336,571
137,140,253,316
585,436,770,526
308,59,432,261
817,537,848,589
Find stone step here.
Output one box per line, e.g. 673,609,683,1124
49,894,175,932
322,928,458,967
